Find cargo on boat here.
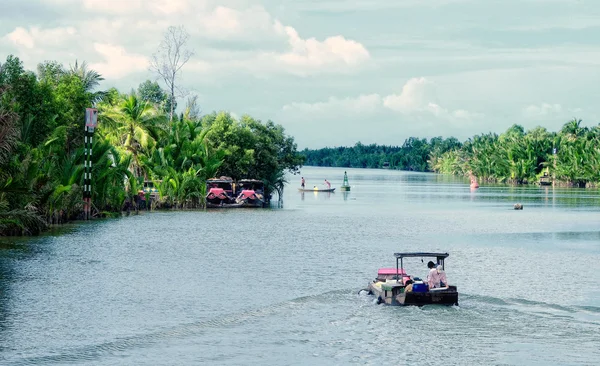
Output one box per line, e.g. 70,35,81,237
364,252,458,306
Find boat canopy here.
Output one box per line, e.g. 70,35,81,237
394,252,449,259
394,252,450,272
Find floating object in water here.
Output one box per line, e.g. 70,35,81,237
514,203,523,210
340,171,351,191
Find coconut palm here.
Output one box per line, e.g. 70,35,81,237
69,60,105,103
0,92,19,166
100,94,167,178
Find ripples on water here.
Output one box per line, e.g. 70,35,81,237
1,167,600,365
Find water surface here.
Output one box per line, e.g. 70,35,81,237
1,167,599,365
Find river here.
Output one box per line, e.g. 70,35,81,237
1,166,599,365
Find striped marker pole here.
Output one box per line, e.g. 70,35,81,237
84,108,98,220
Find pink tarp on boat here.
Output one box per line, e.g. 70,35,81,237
209,188,224,195
377,268,407,275
239,190,256,199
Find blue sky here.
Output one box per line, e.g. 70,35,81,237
1,0,599,148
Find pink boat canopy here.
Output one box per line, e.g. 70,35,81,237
209,188,225,195
377,268,407,275
238,189,256,199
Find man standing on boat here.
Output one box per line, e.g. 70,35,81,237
324,179,331,189
426,261,442,288
301,177,305,188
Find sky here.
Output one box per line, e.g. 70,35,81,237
1,0,599,149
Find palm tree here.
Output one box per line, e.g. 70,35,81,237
69,60,105,103
0,89,19,166
561,118,587,140
100,94,166,177
91,139,134,214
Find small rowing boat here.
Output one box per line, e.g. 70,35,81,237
298,188,335,192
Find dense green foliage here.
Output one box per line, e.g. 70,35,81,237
0,55,303,236
433,121,600,187
302,137,462,171
302,120,600,187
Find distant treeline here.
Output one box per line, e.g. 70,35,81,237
301,137,462,171
302,119,600,188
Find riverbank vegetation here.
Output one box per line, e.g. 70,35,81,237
302,120,600,187
0,55,303,236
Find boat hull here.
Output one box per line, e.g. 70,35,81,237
298,188,335,192
340,186,350,191
367,281,458,306
206,202,244,208
237,199,265,208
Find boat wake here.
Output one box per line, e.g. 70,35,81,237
464,293,600,314
9,288,355,365
11,289,599,365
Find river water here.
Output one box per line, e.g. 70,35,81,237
1,166,599,365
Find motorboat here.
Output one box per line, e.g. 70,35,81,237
364,252,458,306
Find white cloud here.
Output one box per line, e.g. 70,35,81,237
283,94,381,114
282,77,480,121
292,0,472,13
203,6,243,35
523,103,563,118
4,26,76,49
151,0,190,15
82,0,144,14
88,43,149,79
2,1,369,79
282,77,483,123
382,77,438,113
273,24,370,72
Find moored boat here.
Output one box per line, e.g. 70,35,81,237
235,179,266,207
206,177,237,208
365,252,458,306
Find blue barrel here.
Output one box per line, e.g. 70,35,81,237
412,283,429,292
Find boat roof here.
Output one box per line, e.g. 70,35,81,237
238,179,263,183
207,179,233,183
394,252,449,259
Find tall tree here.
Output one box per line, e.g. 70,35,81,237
137,79,174,114
149,25,194,122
